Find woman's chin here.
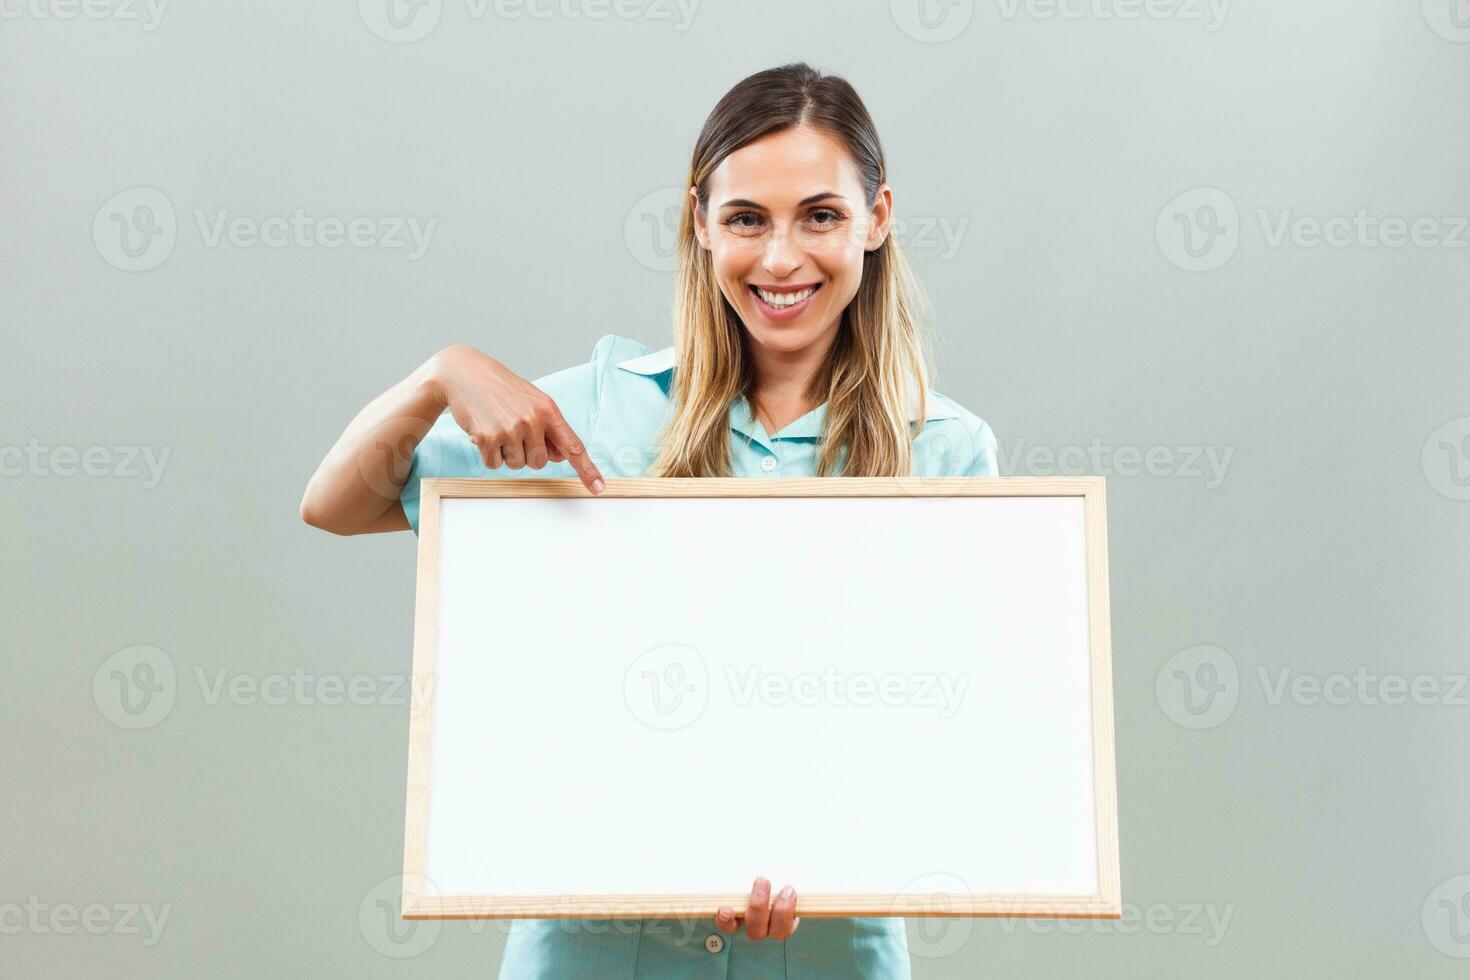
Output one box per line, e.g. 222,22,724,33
741,318,832,355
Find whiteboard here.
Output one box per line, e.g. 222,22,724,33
402,477,1119,920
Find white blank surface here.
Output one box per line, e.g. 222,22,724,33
425,494,1098,899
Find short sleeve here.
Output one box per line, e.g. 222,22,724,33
399,334,625,534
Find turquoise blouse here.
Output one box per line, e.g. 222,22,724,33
400,334,998,979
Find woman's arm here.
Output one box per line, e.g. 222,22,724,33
300,345,604,536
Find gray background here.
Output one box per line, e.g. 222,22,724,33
3,1,1468,976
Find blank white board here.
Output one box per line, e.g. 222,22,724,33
402,477,1119,920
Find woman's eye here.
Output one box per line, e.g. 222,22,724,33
807,208,844,228
723,212,764,234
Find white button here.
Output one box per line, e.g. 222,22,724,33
760,455,777,472
705,934,724,953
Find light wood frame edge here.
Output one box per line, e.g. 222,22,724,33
1084,478,1122,916
401,476,1121,920
403,894,1121,920
401,480,441,918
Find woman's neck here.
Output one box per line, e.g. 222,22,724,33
746,327,838,434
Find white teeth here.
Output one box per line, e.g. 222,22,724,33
755,285,816,308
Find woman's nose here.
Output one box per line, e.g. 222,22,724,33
760,224,802,278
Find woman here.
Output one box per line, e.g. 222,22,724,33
302,62,996,979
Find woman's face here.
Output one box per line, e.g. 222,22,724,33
693,124,892,359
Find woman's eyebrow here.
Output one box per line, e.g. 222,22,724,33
718,192,847,210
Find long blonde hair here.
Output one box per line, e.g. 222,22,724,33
648,62,937,478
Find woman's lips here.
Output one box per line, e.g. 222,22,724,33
748,283,821,322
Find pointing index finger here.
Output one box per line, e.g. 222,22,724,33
544,412,605,494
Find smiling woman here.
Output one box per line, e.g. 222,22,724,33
656,64,943,480
300,61,998,978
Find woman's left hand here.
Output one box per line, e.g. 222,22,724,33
715,876,800,941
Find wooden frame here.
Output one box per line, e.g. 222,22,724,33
402,477,1119,920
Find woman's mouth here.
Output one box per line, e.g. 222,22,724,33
748,283,821,322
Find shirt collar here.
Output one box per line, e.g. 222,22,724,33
615,347,677,376
616,346,960,444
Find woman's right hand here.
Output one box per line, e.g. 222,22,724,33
301,344,604,536
428,345,605,494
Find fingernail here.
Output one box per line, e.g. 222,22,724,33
592,478,604,493
779,886,794,900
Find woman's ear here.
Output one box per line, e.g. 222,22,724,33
864,184,894,252
690,187,710,250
